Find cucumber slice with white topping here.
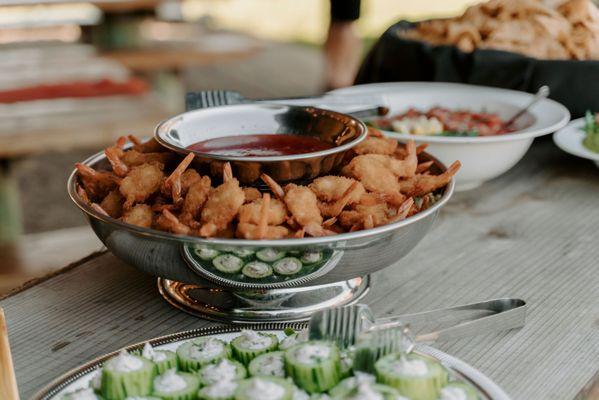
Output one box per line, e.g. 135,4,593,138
141,343,178,374
232,248,255,258
284,341,341,394
234,377,294,400
248,351,285,377
213,254,244,274
439,382,480,400
374,353,448,400
273,257,302,275
151,369,200,400
256,248,286,262
231,330,279,365
101,351,156,399
176,338,230,372
300,251,323,265
241,261,272,279
195,247,220,261
198,380,239,400
198,358,247,386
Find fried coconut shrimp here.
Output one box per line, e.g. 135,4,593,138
262,174,334,237
309,176,365,217
398,161,461,197
75,163,120,199
156,209,190,235
119,163,164,209
121,204,153,228
339,196,414,231
180,175,211,227
237,193,290,239
353,128,399,155
199,163,245,237
105,136,171,177
100,189,124,218
163,153,195,204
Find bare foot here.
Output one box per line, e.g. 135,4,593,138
324,22,363,89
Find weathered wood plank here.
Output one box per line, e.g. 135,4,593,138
1,140,598,400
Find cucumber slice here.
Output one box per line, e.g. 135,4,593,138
339,349,354,379
195,246,220,261
198,358,247,386
439,382,480,400
141,343,178,374
232,248,255,258
328,373,376,397
331,382,402,400
101,351,156,399
231,330,279,365
234,377,294,400
213,254,244,274
198,380,239,400
59,388,103,400
300,251,323,265
248,351,285,377
284,341,341,394
256,248,286,262
151,369,200,400
273,258,302,275
279,330,308,351
374,353,448,400
241,261,273,279
177,338,231,372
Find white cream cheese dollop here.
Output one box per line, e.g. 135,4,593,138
189,338,224,360
392,356,429,377
106,350,144,373
240,330,273,350
257,353,285,377
294,343,331,364
245,378,286,400
201,358,239,382
154,369,187,393
440,386,468,400
202,380,238,398
142,342,167,362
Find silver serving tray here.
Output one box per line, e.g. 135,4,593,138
33,323,511,400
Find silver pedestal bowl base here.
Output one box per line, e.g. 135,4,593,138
158,275,370,323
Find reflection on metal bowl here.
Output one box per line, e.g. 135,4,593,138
154,104,368,184
69,149,455,322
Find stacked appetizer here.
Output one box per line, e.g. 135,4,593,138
58,329,480,400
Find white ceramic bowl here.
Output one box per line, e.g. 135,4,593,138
553,117,599,168
330,82,571,191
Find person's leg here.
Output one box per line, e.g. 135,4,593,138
325,0,363,89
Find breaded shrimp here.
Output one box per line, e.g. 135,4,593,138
353,129,398,155
236,223,289,240
398,161,461,196
180,175,211,226
104,136,129,177
309,176,365,217
199,163,245,237
121,204,153,228
262,174,334,237
100,189,124,218
163,153,195,204
156,209,191,235
120,163,164,209
75,163,120,199
238,196,287,225
242,187,262,203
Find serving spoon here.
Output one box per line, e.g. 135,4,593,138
502,85,550,129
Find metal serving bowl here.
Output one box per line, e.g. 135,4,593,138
68,150,454,321
154,103,368,184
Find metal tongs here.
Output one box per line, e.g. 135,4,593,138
308,298,527,357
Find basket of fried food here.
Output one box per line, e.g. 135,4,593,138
356,0,599,118
73,129,460,240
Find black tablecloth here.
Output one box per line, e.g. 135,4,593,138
356,21,599,118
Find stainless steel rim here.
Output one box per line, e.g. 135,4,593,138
67,150,455,247
154,103,369,162
32,323,507,400
157,276,370,323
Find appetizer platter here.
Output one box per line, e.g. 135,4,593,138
35,324,510,400
331,82,570,191
553,111,599,167
69,104,458,322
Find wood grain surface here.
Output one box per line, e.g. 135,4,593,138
1,140,598,399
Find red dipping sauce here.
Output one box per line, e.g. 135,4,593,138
187,134,333,157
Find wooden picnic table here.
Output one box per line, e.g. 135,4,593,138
1,139,598,400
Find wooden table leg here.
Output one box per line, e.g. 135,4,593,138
0,160,23,244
